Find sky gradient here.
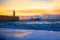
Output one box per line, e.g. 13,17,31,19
0,0,60,16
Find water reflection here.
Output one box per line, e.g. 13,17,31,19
0,28,60,40
0,28,32,38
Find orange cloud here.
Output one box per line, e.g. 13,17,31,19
0,0,60,16
0,0,60,10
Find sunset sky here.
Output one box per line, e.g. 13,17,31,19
0,0,60,16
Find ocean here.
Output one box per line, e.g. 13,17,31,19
0,21,60,40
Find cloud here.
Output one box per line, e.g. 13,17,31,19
28,0,54,2
0,0,9,4
31,0,42,1
0,0,60,11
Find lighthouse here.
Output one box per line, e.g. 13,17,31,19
13,10,15,17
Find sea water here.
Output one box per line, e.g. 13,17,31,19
0,21,60,40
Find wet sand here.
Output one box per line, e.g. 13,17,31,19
0,28,60,40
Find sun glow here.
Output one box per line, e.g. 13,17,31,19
0,0,60,16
